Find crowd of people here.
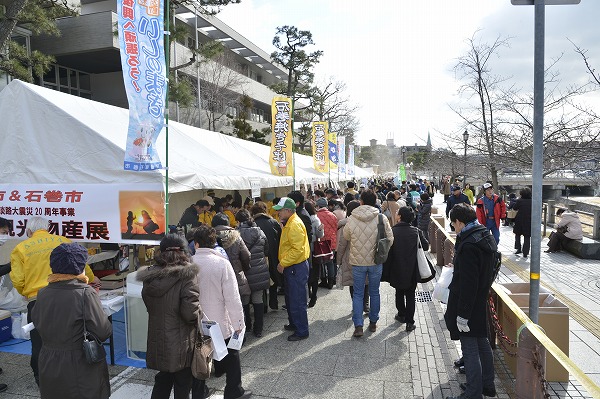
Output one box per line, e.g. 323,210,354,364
0,174,586,399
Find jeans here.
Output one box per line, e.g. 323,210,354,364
351,265,382,327
460,336,495,398
151,368,193,399
283,260,310,337
395,289,416,324
486,219,500,244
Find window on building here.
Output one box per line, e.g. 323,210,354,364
38,65,92,98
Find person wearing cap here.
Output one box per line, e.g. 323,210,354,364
273,197,311,341
198,197,216,225
31,243,112,399
10,216,98,386
475,183,506,244
446,185,471,232
136,234,202,399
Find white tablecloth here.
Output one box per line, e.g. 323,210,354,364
99,293,125,316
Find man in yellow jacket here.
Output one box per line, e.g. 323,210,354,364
10,216,97,385
274,197,310,341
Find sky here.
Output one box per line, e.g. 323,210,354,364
216,0,599,149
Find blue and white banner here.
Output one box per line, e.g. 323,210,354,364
118,0,166,172
347,144,355,176
338,136,346,175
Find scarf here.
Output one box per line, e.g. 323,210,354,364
47,273,89,284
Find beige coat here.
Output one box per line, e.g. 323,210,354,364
343,205,393,266
192,248,245,339
381,200,400,226
336,218,353,286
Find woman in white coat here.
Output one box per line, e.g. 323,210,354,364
192,225,251,399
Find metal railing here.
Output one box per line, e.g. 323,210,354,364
427,214,600,398
543,200,600,239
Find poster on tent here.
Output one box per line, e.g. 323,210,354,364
347,145,355,177
328,132,338,170
0,184,165,245
270,97,294,176
118,0,166,172
311,122,329,173
338,136,346,176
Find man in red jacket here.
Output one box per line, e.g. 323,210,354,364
315,198,338,291
475,183,506,244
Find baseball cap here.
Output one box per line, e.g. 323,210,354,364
202,196,215,206
315,198,328,208
451,185,461,191
483,182,493,190
272,197,297,211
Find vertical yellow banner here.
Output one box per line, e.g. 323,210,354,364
312,121,329,173
328,132,338,170
270,97,294,176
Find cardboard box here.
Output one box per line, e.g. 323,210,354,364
498,293,569,382
0,309,12,343
498,282,550,295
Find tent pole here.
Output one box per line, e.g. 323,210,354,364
164,0,170,230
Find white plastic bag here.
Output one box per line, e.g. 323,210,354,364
201,320,228,361
433,266,453,303
11,312,30,340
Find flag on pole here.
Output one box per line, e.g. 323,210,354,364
347,145,355,176
312,122,329,173
269,97,294,176
328,132,338,169
118,0,167,171
338,136,346,175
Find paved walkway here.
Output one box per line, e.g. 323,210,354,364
1,193,599,398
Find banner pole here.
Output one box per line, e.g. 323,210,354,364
164,0,170,230
292,97,296,190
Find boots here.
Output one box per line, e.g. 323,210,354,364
269,286,279,310
327,277,335,290
252,303,264,337
243,304,252,331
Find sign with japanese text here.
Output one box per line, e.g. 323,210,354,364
270,97,294,176
347,145,355,177
118,0,166,172
311,121,329,173
328,132,338,170
398,164,406,181
0,184,165,244
338,136,346,176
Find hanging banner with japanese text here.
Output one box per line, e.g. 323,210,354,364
0,183,165,244
311,121,329,173
118,0,166,172
347,145,355,177
338,136,346,175
328,132,338,170
398,164,406,181
270,97,294,176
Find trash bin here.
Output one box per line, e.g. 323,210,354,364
498,292,569,382
125,271,148,360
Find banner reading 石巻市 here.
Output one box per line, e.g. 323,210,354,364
270,97,294,176
328,132,338,170
118,0,166,172
0,183,165,244
312,122,329,173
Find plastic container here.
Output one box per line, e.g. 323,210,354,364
0,310,11,343
125,271,148,360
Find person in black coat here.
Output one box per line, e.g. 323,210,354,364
382,207,429,332
445,186,471,231
251,202,282,310
445,203,497,399
512,187,532,258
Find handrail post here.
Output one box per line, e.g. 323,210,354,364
516,327,546,399
542,203,547,237
593,209,600,240
547,200,555,225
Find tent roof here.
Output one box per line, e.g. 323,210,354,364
0,80,370,191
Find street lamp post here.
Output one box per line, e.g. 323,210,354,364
402,146,406,166
463,129,469,186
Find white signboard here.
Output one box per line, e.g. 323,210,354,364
0,183,165,244
250,180,261,199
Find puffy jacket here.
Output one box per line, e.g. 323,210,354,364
10,230,95,299
137,263,200,372
475,194,506,229
316,208,338,250
418,199,432,232
343,205,393,266
557,211,584,240
446,193,471,217
279,212,310,267
253,213,282,283
215,226,251,298
192,248,245,339
238,221,270,292
310,214,324,244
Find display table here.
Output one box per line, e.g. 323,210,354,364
99,290,125,365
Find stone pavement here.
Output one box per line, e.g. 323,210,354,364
1,193,599,398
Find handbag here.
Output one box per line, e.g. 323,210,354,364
82,288,106,364
313,239,334,261
416,233,436,283
201,318,228,361
191,315,213,380
374,214,392,264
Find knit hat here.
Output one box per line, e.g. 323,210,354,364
50,243,88,275
211,212,230,227
315,198,328,208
